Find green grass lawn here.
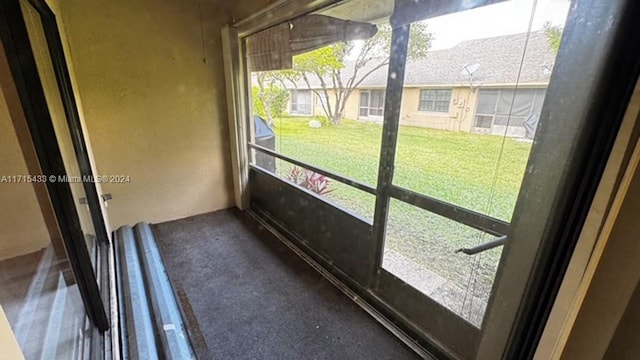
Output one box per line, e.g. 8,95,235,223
269,116,532,299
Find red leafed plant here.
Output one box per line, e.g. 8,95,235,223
285,166,334,195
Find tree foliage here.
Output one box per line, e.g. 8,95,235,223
543,21,562,53
290,22,433,124
253,72,290,126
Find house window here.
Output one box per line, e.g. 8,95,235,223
359,90,385,118
291,90,312,115
419,89,452,112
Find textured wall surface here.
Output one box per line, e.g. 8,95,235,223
400,87,477,131
55,0,272,227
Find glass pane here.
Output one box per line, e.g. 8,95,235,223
386,0,570,325
476,89,499,114
1,78,93,359
291,90,312,115
370,90,385,109
382,199,500,327
246,3,391,191
394,0,568,220
253,152,376,219
434,100,449,112
360,91,369,106
21,0,100,270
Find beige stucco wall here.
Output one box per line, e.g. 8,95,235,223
311,95,320,117
308,89,360,121
399,87,478,131
344,90,360,121
308,86,479,129
55,0,272,227
0,87,50,261
283,88,359,120
304,87,476,127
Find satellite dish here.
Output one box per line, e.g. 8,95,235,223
461,63,480,76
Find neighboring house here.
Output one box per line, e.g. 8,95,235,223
285,31,556,137
289,89,314,116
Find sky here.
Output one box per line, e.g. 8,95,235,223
422,0,571,50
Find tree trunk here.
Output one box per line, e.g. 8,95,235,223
331,110,343,125
263,100,274,127
256,87,275,126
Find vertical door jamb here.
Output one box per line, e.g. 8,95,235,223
370,24,411,288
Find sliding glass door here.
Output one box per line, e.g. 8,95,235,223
19,0,108,274
0,0,110,357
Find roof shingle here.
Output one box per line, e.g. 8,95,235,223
290,31,555,89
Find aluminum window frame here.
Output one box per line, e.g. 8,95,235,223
223,0,640,358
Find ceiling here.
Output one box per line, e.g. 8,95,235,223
316,0,394,23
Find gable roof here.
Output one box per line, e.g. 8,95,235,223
288,31,556,89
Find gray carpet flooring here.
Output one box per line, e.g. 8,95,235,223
152,209,420,360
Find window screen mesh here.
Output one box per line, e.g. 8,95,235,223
476,88,546,124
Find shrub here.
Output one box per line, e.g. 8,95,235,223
284,166,334,195
252,85,289,122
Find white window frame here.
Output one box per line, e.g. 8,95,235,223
418,89,452,113
359,89,385,119
290,90,313,116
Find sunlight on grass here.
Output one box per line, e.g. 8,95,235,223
272,116,531,221
270,116,533,313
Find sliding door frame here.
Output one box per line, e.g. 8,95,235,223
0,0,109,331
478,1,640,357
370,1,640,358
224,0,640,358
25,0,110,249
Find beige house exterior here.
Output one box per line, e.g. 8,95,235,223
399,86,474,130
286,31,555,138
398,83,548,136
287,88,361,120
